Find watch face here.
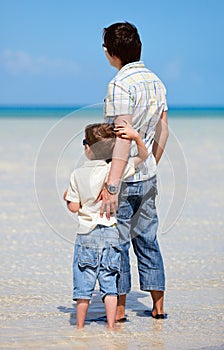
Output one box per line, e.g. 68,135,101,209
106,183,119,194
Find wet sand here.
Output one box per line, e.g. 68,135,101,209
0,115,223,349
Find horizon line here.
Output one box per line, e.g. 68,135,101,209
0,104,224,110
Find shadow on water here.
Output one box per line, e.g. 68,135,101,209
57,290,158,326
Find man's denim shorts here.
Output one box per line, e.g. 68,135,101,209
73,225,121,301
117,176,165,294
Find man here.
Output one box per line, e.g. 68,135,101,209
100,22,169,321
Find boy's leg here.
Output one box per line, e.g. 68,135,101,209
73,234,99,328
76,299,90,329
104,295,117,329
98,228,121,327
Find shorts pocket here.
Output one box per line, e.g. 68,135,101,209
78,244,98,269
102,245,122,272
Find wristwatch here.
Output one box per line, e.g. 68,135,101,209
105,183,119,195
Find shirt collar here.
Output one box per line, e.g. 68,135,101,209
84,159,107,167
117,61,145,76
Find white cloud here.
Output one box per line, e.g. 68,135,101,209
0,49,78,76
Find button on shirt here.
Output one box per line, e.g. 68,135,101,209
66,159,135,234
104,61,168,181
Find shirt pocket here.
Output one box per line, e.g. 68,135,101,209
78,244,98,269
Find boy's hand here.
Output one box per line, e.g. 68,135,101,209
114,120,138,140
63,189,68,201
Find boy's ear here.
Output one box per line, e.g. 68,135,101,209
85,144,94,159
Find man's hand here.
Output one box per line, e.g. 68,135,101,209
98,187,118,220
97,115,131,219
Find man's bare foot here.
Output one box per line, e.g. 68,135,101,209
151,309,166,319
151,308,164,317
150,291,164,318
115,317,127,323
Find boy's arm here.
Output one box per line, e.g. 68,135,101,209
67,201,80,213
114,121,148,167
107,115,132,185
99,115,132,219
63,189,80,213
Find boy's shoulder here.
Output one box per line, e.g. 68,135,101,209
71,160,109,176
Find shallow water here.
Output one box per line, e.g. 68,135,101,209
0,113,223,349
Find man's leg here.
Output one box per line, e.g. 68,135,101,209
151,291,164,316
116,182,140,320
131,177,166,316
116,183,132,320
116,294,126,321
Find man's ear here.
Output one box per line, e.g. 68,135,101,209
113,56,122,69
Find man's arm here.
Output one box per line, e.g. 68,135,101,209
99,114,132,219
152,111,169,164
107,115,132,186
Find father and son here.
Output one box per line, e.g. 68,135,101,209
64,22,169,329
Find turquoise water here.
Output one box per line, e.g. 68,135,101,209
0,105,224,118
0,111,223,349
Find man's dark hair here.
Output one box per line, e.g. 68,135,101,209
103,22,142,66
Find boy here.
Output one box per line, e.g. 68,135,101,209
64,121,148,329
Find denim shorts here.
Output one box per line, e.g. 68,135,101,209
117,175,165,294
73,225,121,301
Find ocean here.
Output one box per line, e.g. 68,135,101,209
0,105,224,118
0,106,223,350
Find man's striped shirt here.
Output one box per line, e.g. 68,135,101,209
104,61,168,182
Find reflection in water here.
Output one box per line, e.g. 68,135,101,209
57,290,165,350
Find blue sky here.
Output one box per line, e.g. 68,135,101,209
0,0,223,106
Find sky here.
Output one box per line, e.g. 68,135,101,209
0,0,223,107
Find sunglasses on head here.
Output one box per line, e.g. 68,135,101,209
82,139,89,146
102,43,107,52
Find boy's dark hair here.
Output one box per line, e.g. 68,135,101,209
85,123,116,160
103,22,142,66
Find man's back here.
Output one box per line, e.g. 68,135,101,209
104,61,168,181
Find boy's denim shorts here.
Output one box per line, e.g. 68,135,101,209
73,225,121,301
117,175,165,294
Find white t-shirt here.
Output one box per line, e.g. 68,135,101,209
66,158,135,234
